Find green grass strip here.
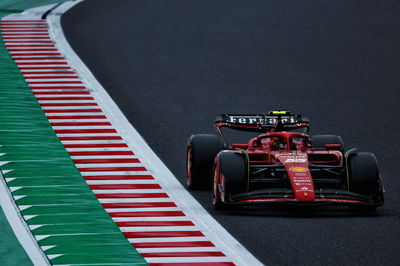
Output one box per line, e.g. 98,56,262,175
0,2,148,265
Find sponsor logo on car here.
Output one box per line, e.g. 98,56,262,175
285,158,307,163
226,115,297,125
294,172,307,176
275,154,308,163
289,166,308,173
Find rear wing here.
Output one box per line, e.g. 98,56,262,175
214,111,310,133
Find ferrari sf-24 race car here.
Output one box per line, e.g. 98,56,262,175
186,111,384,211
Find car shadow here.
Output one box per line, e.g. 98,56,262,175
191,188,394,219
212,204,389,218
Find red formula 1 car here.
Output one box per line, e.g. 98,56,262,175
186,111,384,211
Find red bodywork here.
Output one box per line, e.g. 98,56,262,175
208,113,383,208
214,131,370,206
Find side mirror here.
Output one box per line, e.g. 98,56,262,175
325,144,342,150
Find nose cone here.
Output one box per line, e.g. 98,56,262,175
275,153,315,201
287,164,315,201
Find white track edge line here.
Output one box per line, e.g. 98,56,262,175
48,2,262,266
0,171,50,265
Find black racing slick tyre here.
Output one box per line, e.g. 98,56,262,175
186,134,224,190
212,160,226,210
348,152,382,196
213,152,248,210
311,135,345,154
348,152,384,212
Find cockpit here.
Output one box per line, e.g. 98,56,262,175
249,133,311,151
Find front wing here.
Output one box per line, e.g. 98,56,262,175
226,188,384,207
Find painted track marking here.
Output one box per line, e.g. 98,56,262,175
1,1,263,265
2,18,237,266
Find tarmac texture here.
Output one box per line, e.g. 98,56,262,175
63,1,400,265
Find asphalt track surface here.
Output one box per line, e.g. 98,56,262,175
62,1,400,265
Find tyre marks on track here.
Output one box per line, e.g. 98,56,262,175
2,19,235,266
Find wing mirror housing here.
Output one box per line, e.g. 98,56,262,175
325,144,342,150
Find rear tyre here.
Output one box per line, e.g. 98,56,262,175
312,135,345,154
186,134,224,190
347,152,383,212
213,152,248,210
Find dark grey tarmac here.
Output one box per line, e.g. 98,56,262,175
62,1,400,265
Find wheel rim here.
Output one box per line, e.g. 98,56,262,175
186,146,192,187
212,161,220,205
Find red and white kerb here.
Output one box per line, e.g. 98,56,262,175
1,20,235,266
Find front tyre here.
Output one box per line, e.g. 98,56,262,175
212,159,226,210
347,152,384,212
213,151,248,210
186,134,224,190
